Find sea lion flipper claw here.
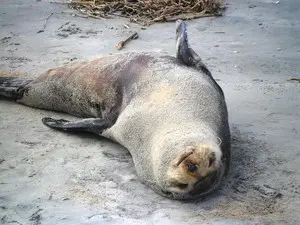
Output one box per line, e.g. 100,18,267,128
42,117,111,134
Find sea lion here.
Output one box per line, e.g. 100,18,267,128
0,20,231,200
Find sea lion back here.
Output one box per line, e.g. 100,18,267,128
17,52,156,119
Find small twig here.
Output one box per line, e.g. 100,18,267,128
288,78,300,83
116,32,138,50
37,12,54,33
50,0,93,4
50,1,69,4
69,0,93,4
107,12,130,18
86,12,108,19
71,13,89,18
123,24,130,29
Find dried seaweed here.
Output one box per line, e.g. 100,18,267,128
67,0,225,26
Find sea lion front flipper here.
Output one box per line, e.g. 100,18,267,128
175,20,212,77
42,117,111,134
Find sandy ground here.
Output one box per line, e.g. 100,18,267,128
0,0,299,224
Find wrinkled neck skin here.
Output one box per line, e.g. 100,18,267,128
136,124,226,200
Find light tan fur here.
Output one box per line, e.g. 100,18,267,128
101,55,231,199
148,84,176,104
1,52,231,200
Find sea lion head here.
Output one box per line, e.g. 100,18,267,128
151,138,226,200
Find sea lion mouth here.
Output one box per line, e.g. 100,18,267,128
161,189,174,198
161,172,221,200
188,170,221,197
162,163,223,200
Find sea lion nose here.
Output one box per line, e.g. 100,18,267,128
190,171,219,195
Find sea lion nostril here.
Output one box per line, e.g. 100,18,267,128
177,183,188,189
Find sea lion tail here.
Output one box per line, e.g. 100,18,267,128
0,77,32,100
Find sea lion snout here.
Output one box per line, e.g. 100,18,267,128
163,143,223,199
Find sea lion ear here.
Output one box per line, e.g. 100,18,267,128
208,152,216,167
175,20,212,77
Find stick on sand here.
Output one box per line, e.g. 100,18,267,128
116,32,139,50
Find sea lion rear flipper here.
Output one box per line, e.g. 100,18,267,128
175,20,212,77
42,117,111,134
0,76,32,100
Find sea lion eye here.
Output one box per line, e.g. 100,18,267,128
187,163,198,173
